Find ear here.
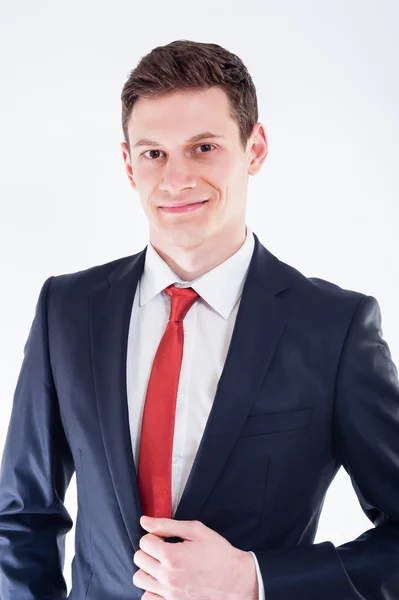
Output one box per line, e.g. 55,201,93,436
247,123,268,177
121,142,137,190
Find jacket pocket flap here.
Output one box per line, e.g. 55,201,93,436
239,407,313,437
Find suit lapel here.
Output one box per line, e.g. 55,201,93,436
90,233,290,551
90,249,147,552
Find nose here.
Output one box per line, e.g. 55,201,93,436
158,156,198,195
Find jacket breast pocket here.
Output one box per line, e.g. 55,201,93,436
239,407,313,437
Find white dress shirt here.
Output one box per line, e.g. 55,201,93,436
126,223,266,600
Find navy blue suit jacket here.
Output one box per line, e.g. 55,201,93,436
1,233,399,599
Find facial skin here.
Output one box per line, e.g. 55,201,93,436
121,86,268,281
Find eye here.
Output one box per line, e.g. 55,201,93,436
193,143,216,154
142,149,165,160
141,144,216,160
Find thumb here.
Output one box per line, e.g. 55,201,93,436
140,516,200,540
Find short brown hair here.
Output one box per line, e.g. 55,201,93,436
121,39,259,155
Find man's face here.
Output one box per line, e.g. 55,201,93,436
121,86,267,249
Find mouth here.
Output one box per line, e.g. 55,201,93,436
160,200,209,214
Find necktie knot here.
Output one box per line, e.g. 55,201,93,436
164,284,200,322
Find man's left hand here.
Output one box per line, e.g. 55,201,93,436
132,515,258,600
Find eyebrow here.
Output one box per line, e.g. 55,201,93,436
132,131,225,148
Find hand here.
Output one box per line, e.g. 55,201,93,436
132,515,258,600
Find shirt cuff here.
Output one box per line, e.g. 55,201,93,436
249,551,266,600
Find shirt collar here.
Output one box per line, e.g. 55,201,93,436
139,224,255,319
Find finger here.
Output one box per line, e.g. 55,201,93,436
140,532,169,562
143,592,165,600
134,549,162,579
132,568,162,596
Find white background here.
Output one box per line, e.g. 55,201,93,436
1,0,398,593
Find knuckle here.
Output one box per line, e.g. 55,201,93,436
165,571,181,590
162,549,174,569
168,554,182,570
193,519,202,532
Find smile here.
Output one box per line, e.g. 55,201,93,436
160,200,208,214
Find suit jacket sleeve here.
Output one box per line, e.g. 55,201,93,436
0,276,75,599
250,295,399,600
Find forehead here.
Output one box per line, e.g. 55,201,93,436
128,87,238,143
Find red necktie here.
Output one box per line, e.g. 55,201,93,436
137,284,200,518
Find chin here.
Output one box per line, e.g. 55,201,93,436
159,225,208,247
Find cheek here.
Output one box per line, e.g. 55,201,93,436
130,160,155,185
214,159,244,195
206,156,231,179
131,168,156,199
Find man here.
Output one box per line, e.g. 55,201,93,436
1,39,398,600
